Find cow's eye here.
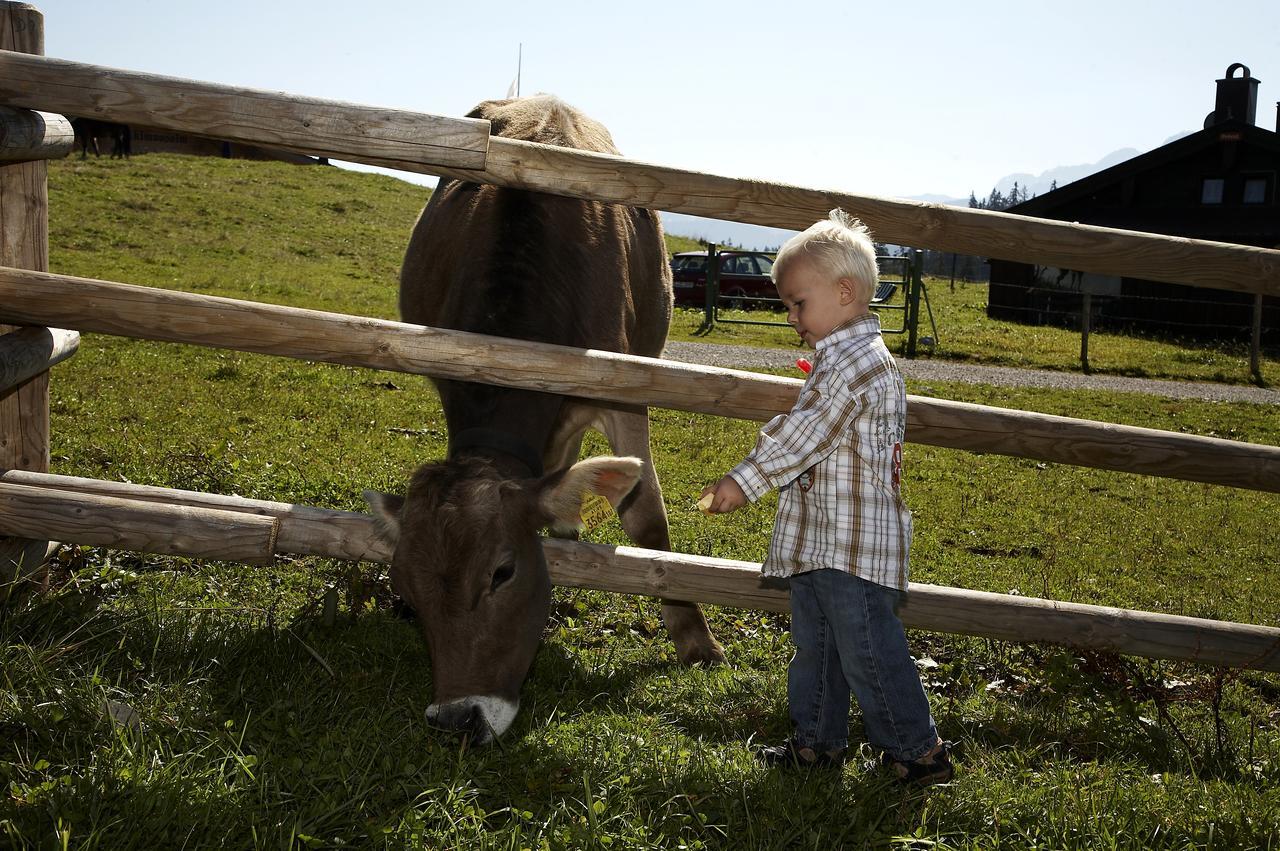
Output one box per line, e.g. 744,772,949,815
491,563,516,593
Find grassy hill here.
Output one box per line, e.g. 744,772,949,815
0,153,1274,849
50,153,1274,384
49,154,703,318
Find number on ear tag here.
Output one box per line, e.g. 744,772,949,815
580,492,615,531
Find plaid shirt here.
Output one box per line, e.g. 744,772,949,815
729,314,912,590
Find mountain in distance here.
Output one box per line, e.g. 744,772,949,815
903,149,1141,208
907,193,971,207
910,135,1192,208
989,147,1140,199
658,211,798,252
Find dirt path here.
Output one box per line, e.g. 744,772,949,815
662,341,1280,405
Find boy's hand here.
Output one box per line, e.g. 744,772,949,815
700,476,747,514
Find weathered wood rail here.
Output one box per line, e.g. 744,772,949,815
3,469,1278,673
0,481,279,565
0,105,72,162
0,326,76,393
421,137,1280,299
0,51,490,170
0,266,1276,493
0,50,1277,295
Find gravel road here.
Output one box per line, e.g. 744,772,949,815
662,341,1280,405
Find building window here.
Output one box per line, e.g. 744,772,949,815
1201,178,1225,204
1243,176,1269,204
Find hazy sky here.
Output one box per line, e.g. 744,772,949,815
29,0,1280,201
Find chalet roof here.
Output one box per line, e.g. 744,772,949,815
1008,118,1280,217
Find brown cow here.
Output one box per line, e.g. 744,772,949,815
366,95,724,744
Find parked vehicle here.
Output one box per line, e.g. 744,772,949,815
670,250,777,309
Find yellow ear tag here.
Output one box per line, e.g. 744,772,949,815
580,492,615,531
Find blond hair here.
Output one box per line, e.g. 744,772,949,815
772,209,878,302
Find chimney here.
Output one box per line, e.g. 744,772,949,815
1211,63,1259,126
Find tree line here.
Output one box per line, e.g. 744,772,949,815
891,180,1058,282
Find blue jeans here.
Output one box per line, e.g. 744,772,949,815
787,569,938,762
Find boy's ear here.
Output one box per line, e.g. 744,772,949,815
838,276,859,304
537,456,644,533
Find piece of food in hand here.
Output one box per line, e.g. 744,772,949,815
796,358,812,374
697,492,715,514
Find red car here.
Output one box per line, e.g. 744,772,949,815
670,250,778,309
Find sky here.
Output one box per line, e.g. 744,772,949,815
28,0,1280,245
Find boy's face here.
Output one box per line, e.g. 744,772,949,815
775,260,868,348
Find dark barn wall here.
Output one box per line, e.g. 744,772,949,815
988,64,1278,341
988,262,1279,341
987,126,1279,341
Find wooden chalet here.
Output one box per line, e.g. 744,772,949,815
988,63,1279,340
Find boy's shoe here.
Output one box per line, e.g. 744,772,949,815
755,737,846,769
882,741,954,786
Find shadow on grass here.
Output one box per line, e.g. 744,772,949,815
2,584,1271,848
486,732,940,849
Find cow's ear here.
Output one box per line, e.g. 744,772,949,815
537,456,644,533
364,490,405,544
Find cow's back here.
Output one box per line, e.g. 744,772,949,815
399,96,671,359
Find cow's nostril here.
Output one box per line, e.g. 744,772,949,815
466,707,485,737
427,701,485,737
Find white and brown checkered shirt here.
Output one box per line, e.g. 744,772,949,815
729,314,912,590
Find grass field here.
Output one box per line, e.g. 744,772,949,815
1,154,1278,849
670,292,1276,388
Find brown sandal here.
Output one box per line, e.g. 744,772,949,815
882,741,954,786
755,738,846,769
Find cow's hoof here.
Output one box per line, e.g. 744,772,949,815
677,639,727,667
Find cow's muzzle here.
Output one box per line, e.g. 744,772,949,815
425,695,519,745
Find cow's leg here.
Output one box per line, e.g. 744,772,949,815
597,403,725,666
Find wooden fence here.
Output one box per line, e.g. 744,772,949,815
0,1,1277,671
1,268,1276,493
2,467,1276,672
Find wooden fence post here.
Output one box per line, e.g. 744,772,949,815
1250,293,1263,385
0,1,57,592
1080,291,1092,374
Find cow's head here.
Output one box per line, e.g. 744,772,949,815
365,455,643,744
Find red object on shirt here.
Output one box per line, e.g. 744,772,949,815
796,358,812,374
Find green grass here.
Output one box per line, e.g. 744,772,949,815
0,154,1277,849
669,286,1278,387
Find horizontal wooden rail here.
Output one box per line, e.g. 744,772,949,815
0,51,490,170
0,52,1275,295
0,326,78,393
540,540,1280,673
0,469,381,562
2,469,1277,672
418,139,1280,298
0,106,72,162
0,267,1276,492
0,480,278,566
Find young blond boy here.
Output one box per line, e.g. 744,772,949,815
702,210,951,784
